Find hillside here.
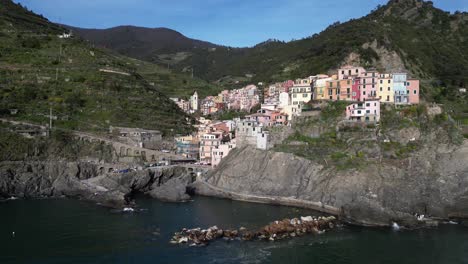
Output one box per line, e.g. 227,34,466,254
70,0,468,95
0,0,224,135
66,25,220,62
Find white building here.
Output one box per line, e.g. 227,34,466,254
190,91,199,112
256,131,270,150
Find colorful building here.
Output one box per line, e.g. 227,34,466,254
338,66,366,80
360,70,379,101
407,79,420,105
290,78,313,106
313,76,332,100
378,73,394,103
393,73,408,105
345,99,381,122
352,77,361,101
339,79,353,101
211,140,236,168
199,132,223,164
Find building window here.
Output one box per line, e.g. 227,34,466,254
380,87,383,91
380,80,383,84
388,87,391,91
303,94,308,98
413,90,417,94
366,110,370,114
366,103,370,107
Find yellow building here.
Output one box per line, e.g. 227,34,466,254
378,74,394,103
313,76,332,100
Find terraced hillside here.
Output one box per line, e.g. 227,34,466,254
0,0,220,135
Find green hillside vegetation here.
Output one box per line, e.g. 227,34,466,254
0,0,225,135
72,0,468,114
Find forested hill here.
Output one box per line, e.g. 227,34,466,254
0,0,202,135
70,0,468,93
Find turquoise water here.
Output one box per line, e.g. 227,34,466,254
1,196,467,264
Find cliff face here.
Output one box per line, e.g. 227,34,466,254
0,161,201,207
200,142,468,226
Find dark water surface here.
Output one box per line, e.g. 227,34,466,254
1,196,467,264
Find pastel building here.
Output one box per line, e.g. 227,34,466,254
338,66,366,80
378,74,394,103
199,132,223,164
314,76,333,100
360,70,379,101
393,73,409,105
346,99,381,122
339,79,353,101
407,79,420,105
290,78,313,107
211,140,236,168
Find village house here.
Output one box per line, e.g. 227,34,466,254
312,75,332,100
211,140,236,168
360,70,379,101
407,79,420,105
346,99,381,123
378,73,394,103
393,73,409,105
199,132,224,164
338,66,366,80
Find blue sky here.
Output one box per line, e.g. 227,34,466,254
13,0,468,47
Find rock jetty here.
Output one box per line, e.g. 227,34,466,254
170,216,337,246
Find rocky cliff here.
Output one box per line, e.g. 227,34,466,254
0,161,201,207
194,141,468,227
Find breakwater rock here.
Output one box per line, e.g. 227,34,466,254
171,216,337,246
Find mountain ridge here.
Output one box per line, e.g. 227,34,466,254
66,0,467,95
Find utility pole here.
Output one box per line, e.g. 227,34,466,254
49,107,53,133
191,67,194,79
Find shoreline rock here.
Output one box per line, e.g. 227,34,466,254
0,161,204,208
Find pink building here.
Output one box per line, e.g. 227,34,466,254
338,66,366,80
199,132,223,164
359,70,379,101
211,141,236,168
346,99,380,122
271,111,288,126
245,113,272,126
407,79,420,105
